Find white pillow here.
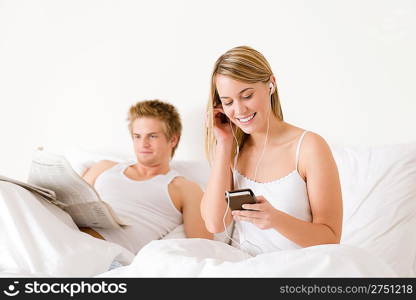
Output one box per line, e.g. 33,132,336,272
62,147,134,176
170,160,210,190
62,147,211,189
331,142,416,277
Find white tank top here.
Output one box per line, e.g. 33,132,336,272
93,162,183,254
232,131,312,255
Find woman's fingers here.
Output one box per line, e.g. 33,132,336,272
241,196,267,210
241,203,262,210
213,108,227,124
213,106,225,113
255,195,267,203
232,210,261,218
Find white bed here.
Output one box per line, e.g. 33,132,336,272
1,141,415,277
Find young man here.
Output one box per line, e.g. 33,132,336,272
80,100,212,254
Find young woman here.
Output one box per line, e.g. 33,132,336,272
201,45,343,256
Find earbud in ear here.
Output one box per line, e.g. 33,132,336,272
269,82,274,95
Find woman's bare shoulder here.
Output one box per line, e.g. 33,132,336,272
299,131,336,176
289,129,333,178
302,131,331,153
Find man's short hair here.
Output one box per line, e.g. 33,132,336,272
127,99,182,157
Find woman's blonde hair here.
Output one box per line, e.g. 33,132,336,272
127,99,182,157
204,45,284,164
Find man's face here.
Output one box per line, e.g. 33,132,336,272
131,117,176,166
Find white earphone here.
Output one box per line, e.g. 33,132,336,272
222,81,275,257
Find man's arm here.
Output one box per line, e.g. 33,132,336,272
169,177,213,240
78,160,117,239
82,160,117,187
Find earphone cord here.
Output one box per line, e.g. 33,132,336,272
253,102,271,182
222,93,272,257
221,124,243,251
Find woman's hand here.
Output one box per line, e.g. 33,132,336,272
211,106,235,147
231,196,278,230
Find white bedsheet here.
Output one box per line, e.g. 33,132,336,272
1,142,415,277
97,142,416,278
98,238,397,277
0,181,134,277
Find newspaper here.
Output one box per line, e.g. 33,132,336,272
0,175,62,207
25,148,129,229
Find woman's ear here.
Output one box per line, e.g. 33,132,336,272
269,75,277,92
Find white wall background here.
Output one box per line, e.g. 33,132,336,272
1,0,415,180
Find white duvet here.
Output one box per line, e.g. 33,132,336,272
1,142,415,277
0,181,134,277
98,238,397,277
0,180,398,278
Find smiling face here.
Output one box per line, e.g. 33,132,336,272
131,117,177,166
215,74,272,134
